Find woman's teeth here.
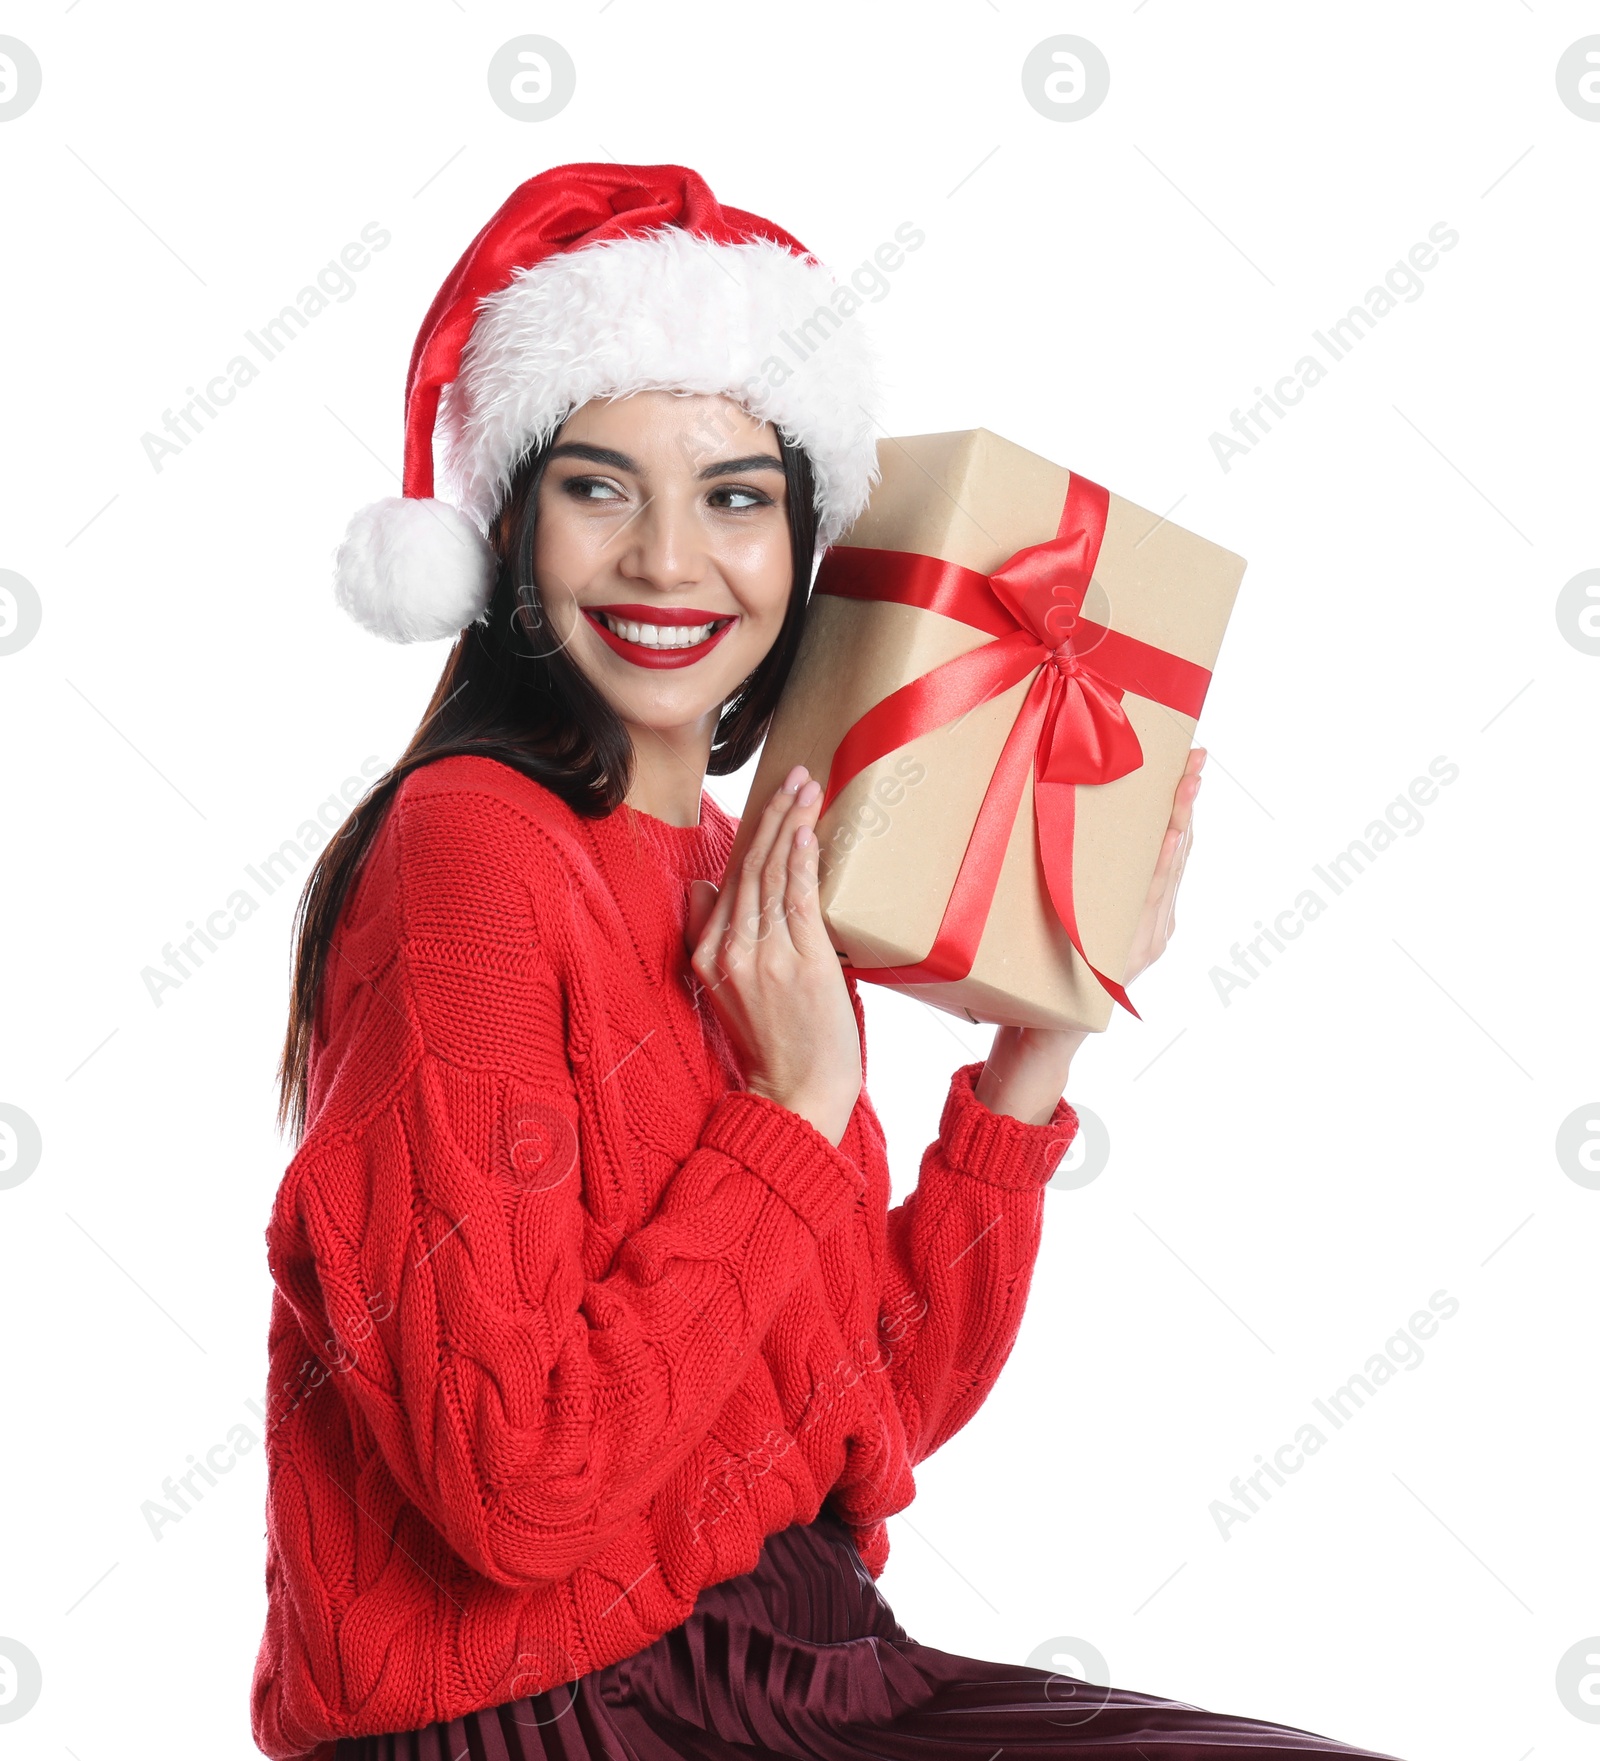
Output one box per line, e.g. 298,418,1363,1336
595,612,725,648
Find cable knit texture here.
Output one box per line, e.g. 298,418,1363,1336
250,754,1078,1759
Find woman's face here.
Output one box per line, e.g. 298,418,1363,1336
532,391,795,745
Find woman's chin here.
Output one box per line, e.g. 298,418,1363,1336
583,641,770,731
611,693,731,738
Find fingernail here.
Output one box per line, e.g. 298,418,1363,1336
797,780,821,807
783,764,807,792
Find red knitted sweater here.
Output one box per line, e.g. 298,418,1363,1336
250,755,1078,1758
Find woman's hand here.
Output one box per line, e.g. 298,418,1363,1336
687,765,863,1146
1120,744,1206,988
974,746,1207,1124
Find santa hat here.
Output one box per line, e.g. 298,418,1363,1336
335,162,883,643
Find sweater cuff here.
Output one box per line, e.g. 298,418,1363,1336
938,1061,1080,1190
699,1090,866,1237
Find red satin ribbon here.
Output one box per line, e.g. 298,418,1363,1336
813,474,1213,1016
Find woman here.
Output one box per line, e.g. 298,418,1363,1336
251,164,1403,1761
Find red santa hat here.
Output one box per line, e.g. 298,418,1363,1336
335,161,883,643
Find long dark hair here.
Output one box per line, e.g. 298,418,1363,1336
277,425,820,1140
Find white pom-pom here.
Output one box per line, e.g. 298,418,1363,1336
333,496,498,643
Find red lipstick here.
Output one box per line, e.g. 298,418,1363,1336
583,604,738,670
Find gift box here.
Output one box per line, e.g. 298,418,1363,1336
727,428,1247,1032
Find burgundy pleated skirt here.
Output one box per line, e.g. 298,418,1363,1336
335,1508,1408,1761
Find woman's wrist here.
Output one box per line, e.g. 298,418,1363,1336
973,1025,1089,1125
747,1077,860,1147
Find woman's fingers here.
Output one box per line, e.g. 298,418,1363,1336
694,776,796,977
783,791,826,957
728,765,808,957
1144,785,1194,913
1164,817,1194,941
757,781,813,944
1151,751,1203,944
1153,749,1204,885
1123,749,1206,984
763,779,820,946
693,869,738,975
1173,748,1204,830
696,768,828,993
1135,827,1179,967
1157,747,1204,864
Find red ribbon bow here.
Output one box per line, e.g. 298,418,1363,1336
812,474,1213,1016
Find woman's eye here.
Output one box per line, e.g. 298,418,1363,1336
711,485,771,510
564,476,624,502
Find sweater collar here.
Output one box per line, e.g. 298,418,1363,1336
573,793,737,1000
604,794,736,879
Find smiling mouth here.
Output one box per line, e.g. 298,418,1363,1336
588,610,734,649
581,605,740,669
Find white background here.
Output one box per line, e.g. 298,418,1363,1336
2,5,1597,1759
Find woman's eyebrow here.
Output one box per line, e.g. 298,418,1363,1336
547,442,638,471
546,443,783,481
696,453,785,480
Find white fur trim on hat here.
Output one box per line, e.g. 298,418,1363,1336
440,227,882,553
333,496,497,644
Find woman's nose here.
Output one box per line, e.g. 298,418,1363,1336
613,493,706,589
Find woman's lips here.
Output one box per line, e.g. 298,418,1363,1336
583,605,738,670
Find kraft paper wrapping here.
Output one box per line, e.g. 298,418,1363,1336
730,428,1247,1032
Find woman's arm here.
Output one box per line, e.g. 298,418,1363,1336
872,1060,1076,1465
876,747,1207,1462
263,778,865,1589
